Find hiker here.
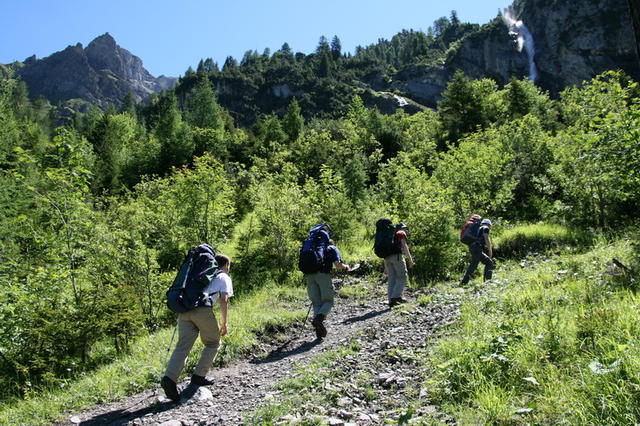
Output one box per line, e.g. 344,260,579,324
384,222,414,307
299,224,350,340
460,218,495,285
161,253,234,402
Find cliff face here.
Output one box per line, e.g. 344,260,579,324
393,0,640,105
16,33,175,108
516,0,640,93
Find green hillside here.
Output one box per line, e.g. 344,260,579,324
1,54,639,422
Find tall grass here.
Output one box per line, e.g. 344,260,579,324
493,223,595,259
0,283,307,425
427,237,640,423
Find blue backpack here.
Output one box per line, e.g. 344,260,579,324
298,224,331,274
166,244,222,314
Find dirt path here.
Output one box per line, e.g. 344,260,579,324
60,277,462,425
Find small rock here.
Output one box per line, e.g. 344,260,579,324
337,397,352,407
375,372,394,384
196,386,214,401
158,421,182,426
337,409,353,420
69,416,81,424
356,413,372,422
422,405,438,414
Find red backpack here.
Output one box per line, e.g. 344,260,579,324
460,214,482,245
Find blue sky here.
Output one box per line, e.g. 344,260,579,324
1,0,511,77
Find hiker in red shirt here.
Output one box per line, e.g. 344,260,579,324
385,223,414,307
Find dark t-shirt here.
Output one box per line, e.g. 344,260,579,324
477,225,490,247
320,245,342,273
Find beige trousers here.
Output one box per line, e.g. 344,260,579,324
165,307,220,381
305,272,334,316
384,254,407,300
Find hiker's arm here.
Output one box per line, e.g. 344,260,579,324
484,234,493,258
334,260,350,270
219,293,229,336
400,239,415,268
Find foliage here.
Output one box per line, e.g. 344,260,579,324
0,284,308,425
1,63,640,423
427,239,640,424
551,72,640,228
376,153,457,280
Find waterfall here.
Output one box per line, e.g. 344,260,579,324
502,9,538,82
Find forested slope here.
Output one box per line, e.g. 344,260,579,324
1,59,639,423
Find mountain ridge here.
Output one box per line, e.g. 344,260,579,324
12,33,176,110
3,0,639,120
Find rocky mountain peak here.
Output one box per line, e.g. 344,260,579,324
87,32,117,50
13,33,176,109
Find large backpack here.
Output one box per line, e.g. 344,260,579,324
374,218,401,259
298,224,331,274
460,214,482,245
166,244,222,314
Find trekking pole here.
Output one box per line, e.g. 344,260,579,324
161,318,179,376
303,302,313,324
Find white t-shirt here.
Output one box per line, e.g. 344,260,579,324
204,271,234,304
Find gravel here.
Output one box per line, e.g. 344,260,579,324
59,276,462,425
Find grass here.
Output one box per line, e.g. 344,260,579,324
0,283,308,425
426,236,640,423
492,223,595,259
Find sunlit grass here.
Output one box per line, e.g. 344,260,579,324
427,237,640,423
493,223,595,259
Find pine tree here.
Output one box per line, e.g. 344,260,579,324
318,51,332,78
155,91,194,172
186,74,222,130
282,98,303,142
316,36,330,54
330,35,342,61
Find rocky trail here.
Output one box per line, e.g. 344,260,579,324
60,277,463,425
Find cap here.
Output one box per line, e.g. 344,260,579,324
481,219,492,226
395,222,408,230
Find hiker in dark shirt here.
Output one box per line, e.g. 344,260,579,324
305,237,350,340
460,219,495,285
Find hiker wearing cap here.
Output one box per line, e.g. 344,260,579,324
299,224,350,340
460,218,495,285
386,223,414,307
161,253,234,402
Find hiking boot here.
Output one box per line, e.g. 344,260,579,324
389,297,407,307
161,376,179,402
312,314,327,339
190,374,215,386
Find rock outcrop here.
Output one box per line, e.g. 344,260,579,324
393,0,640,105
15,33,175,108
517,0,640,94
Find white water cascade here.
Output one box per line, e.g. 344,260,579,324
502,9,538,82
